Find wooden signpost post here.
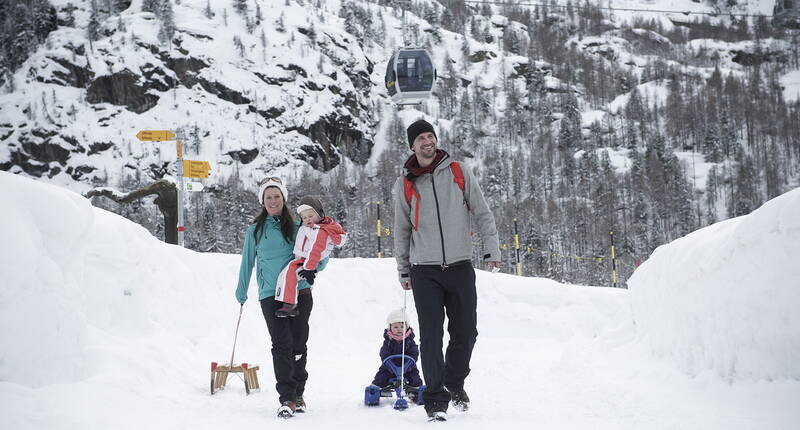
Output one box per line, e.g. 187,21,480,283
135,130,212,247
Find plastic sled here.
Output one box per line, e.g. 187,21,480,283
363,354,426,408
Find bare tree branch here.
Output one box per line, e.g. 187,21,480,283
85,179,179,244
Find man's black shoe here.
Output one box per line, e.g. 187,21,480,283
427,410,447,421
450,388,470,412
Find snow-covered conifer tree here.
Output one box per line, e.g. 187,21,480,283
233,0,247,16
87,0,102,45
142,0,160,15
204,0,214,19
158,0,176,46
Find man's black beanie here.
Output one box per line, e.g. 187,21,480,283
406,119,437,148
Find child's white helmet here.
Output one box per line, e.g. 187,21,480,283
386,309,408,327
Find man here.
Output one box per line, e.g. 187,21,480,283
393,119,501,421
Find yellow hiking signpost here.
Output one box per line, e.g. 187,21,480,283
135,130,176,142
183,160,212,178
136,129,212,248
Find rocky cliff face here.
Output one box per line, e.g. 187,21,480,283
4,0,792,193
1,2,378,187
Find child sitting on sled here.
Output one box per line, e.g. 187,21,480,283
369,309,424,402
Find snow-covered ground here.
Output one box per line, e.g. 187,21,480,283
1,172,799,429
575,147,632,174
782,70,800,103
675,150,717,191
607,80,670,115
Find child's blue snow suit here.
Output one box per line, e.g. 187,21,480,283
371,328,423,387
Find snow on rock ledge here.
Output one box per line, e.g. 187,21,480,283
628,187,800,381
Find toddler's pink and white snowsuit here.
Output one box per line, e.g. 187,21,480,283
275,217,347,304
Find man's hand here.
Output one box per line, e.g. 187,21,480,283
400,280,412,290
485,261,501,273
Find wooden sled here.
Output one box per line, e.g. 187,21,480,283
210,362,260,395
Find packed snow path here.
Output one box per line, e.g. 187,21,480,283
1,172,798,429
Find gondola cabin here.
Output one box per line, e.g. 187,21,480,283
773,0,800,29
385,49,436,105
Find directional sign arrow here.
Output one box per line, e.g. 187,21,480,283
136,130,177,141
184,182,205,192
183,160,212,178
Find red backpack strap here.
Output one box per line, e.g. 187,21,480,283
449,162,470,211
403,177,420,231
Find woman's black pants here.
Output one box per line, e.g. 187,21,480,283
260,290,313,404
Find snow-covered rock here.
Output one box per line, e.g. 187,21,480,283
1,0,378,187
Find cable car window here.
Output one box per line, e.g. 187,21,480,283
386,56,395,82
418,54,434,84
785,0,792,9
408,58,417,80
385,55,397,96
399,57,420,92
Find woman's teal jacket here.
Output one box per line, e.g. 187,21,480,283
236,217,328,303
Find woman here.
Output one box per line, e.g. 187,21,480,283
236,177,328,419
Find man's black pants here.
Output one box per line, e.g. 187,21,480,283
410,262,478,411
260,291,313,404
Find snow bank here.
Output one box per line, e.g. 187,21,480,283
0,170,246,392
629,188,800,381
0,171,94,386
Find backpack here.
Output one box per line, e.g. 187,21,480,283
403,161,469,232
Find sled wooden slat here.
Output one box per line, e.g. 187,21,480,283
210,362,260,395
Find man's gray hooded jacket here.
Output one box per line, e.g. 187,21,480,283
393,153,501,281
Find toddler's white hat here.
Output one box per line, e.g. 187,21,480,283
386,309,408,326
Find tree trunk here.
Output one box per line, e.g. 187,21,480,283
85,179,179,244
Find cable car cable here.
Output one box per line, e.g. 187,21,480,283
460,0,775,19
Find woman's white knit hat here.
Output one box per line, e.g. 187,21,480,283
386,309,408,326
258,178,288,205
